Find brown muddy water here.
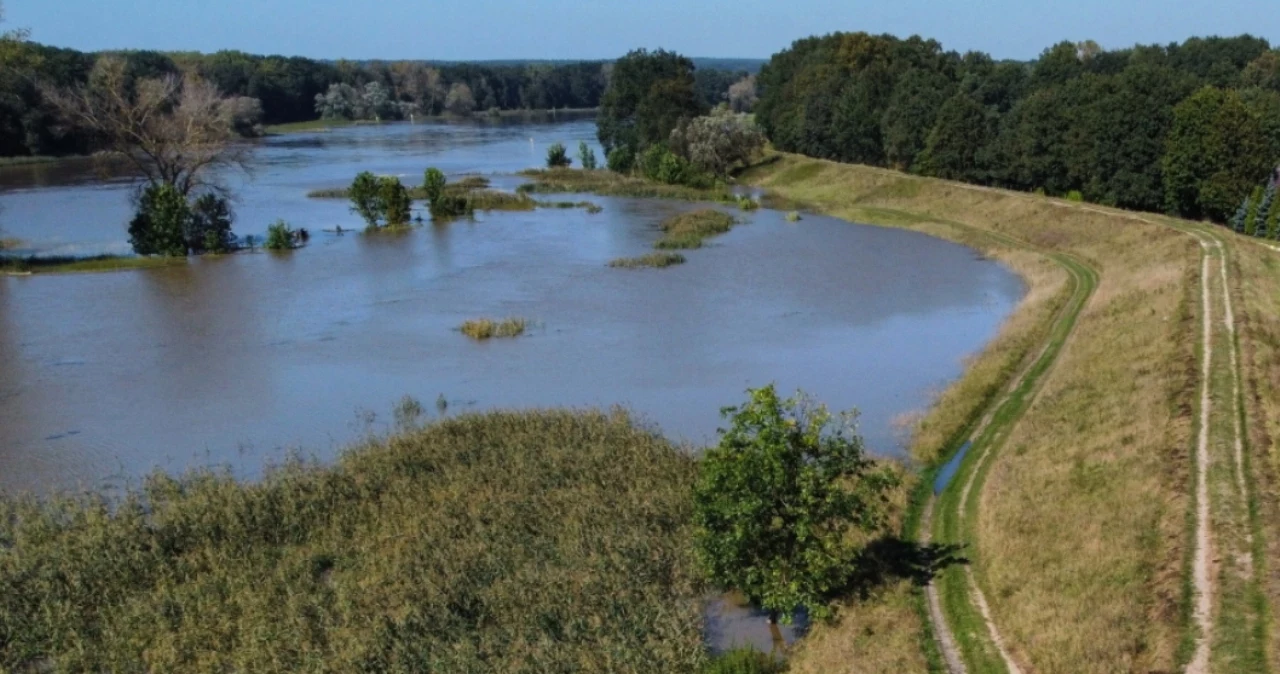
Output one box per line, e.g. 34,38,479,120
0,118,1022,655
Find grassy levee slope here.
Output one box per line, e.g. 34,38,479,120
0,410,705,673
744,154,1200,672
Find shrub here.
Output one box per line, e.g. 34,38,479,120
129,183,191,256
607,145,635,173
693,385,899,623
785,211,801,222
349,171,383,227
1245,185,1265,235
379,177,412,226
188,194,235,254
422,168,447,205
1065,190,1084,202
669,108,766,179
639,144,711,187
736,195,759,211
578,141,598,170
264,220,296,250
546,142,572,168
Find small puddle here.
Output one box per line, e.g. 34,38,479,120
933,441,972,494
704,591,808,656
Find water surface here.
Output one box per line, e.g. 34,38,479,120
0,120,1023,496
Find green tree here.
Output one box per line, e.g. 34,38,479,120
577,141,597,170
1163,87,1273,222
881,69,953,170
921,92,994,182
129,183,191,256
379,176,412,226
1245,185,1265,235
597,49,706,171
349,171,383,227
693,385,898,623
422,167,447,205
669,107,766,179
546,142,571,168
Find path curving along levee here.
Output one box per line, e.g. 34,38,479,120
925,243,1096,674
923,189,1257,674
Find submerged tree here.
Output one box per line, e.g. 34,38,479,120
546,142,571,168
349,171,383,227
577,141,597,170
44,55,250,197
693,385,899,624
380,176,412,226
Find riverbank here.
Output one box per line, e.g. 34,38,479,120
741,154,1201,672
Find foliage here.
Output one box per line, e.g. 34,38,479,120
444,82,476,116
128,183,191,256
264,219,297,250
349,171,382,227
752,30,1280,221
1254,183,1275,237
577,141,597,170
639,144,711,187
727,75,759,113
1163,86,1272,222
693,385,899,622
670,107,767,178
0,410,705,673
598,49,707,169
607,145,635,173
422,167,447,205
379,176,412,226
188,193,235,253
1245,185,1266,235
458,318,528,340
545,142,571,168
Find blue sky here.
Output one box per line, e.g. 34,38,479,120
6,0,1279,61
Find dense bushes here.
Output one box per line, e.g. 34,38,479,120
755,31,1280,222
0,410,706,673
545,142,571,168
128,184,235,256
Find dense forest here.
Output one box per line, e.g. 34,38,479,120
756,33,1280,222
0,43,753,158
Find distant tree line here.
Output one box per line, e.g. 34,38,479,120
755,32,1280,223
0,38,753,158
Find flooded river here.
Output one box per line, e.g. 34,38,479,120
0,119,1023,496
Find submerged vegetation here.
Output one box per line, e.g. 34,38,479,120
609,252,687,269
0,254,187,275
458,317,529,340
0,410,704,673
656,209,738,249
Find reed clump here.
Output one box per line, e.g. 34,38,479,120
0,410,704,673
459,317,528,339
609,252,687,269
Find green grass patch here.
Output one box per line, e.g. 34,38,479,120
609,252,687,269
459,317,529,340
518,168,735,202
655,209,738,250
264,119,364,134
0,254,187,275
0,155,62,167
0,409,705,673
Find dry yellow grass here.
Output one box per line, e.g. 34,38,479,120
458,318,528,340
745,154,1200,672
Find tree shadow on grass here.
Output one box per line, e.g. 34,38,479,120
835,536,969,602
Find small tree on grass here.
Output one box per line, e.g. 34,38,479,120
693,385,899,624
380,177,412,226
350,172,383,227
578,141,598,170
546,142,572,168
